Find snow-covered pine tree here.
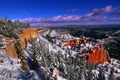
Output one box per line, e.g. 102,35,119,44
98,66,105,80
28,39,57,79
88,64,93,80
14,40,29,71
108,67,115,80
0,18,30,71
79,57,85,80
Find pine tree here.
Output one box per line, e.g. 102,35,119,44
108,67,115,80
0,18,30,71
79,57,85,80
88,64,93,80
14,40,29,71
98,66,105,80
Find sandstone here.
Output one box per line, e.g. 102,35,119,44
5,28,39,59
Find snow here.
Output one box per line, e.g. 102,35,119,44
0,51,22,79
0,29,120,80
39,35,66,54
57,76,66,80
42,29,50,37
59,34,73,39
49,30,59,37
0,51,48,80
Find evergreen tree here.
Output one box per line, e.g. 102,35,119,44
88,64,93,80
79,57,85,80
0,18,30,71
98,66,105,80
14,40,29,71
108,67,115,80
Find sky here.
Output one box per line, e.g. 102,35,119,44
0,0,120,25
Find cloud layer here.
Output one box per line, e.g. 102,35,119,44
15,5,120,26
85,5,114,17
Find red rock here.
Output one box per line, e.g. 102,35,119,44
5,28,39,58
81,44,111,64
63,39,111,64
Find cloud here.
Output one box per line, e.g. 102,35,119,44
111,9,120,16
110,17,120,21
16,15,110,26
68,8,79,13
14,5,120,25
85,5,114,17
17,14,107,23
113,11,120,16
18,15,81,23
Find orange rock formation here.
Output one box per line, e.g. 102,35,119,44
62,38,87,48
62,39,79,48
5,28,40,58
62,39,110,64
5,28,110,65
19,28,39,48
6,41,18,58
79,44,111,64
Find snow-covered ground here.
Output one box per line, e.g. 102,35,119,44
0,29,120,80
0,49,120,80
0,51,51,80
0,33,67,80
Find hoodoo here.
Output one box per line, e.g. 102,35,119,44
88,44,110,64
62,39,111,64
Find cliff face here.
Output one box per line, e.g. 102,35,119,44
62,39,88,49
6,42,18,58
88,45,111,64
79,44,111,64
62,39,111,64
5,28,39,58
19,28,39,49
62,39,79,48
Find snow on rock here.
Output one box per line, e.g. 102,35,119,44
99,58,120,79
40,29,59,37
1,29,120,80
39,35,66,54
49,30,59,37
0,51,46,80
0,51,21,79
57,76,66,80
59,34,73,39
41,29,50,37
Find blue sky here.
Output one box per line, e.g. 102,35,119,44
0,0,120,25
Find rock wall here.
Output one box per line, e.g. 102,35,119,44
5,28,39,58
6,42,18,58
19,28,39,48
80,44,111,64
62,39,111,64
89,45,111,64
